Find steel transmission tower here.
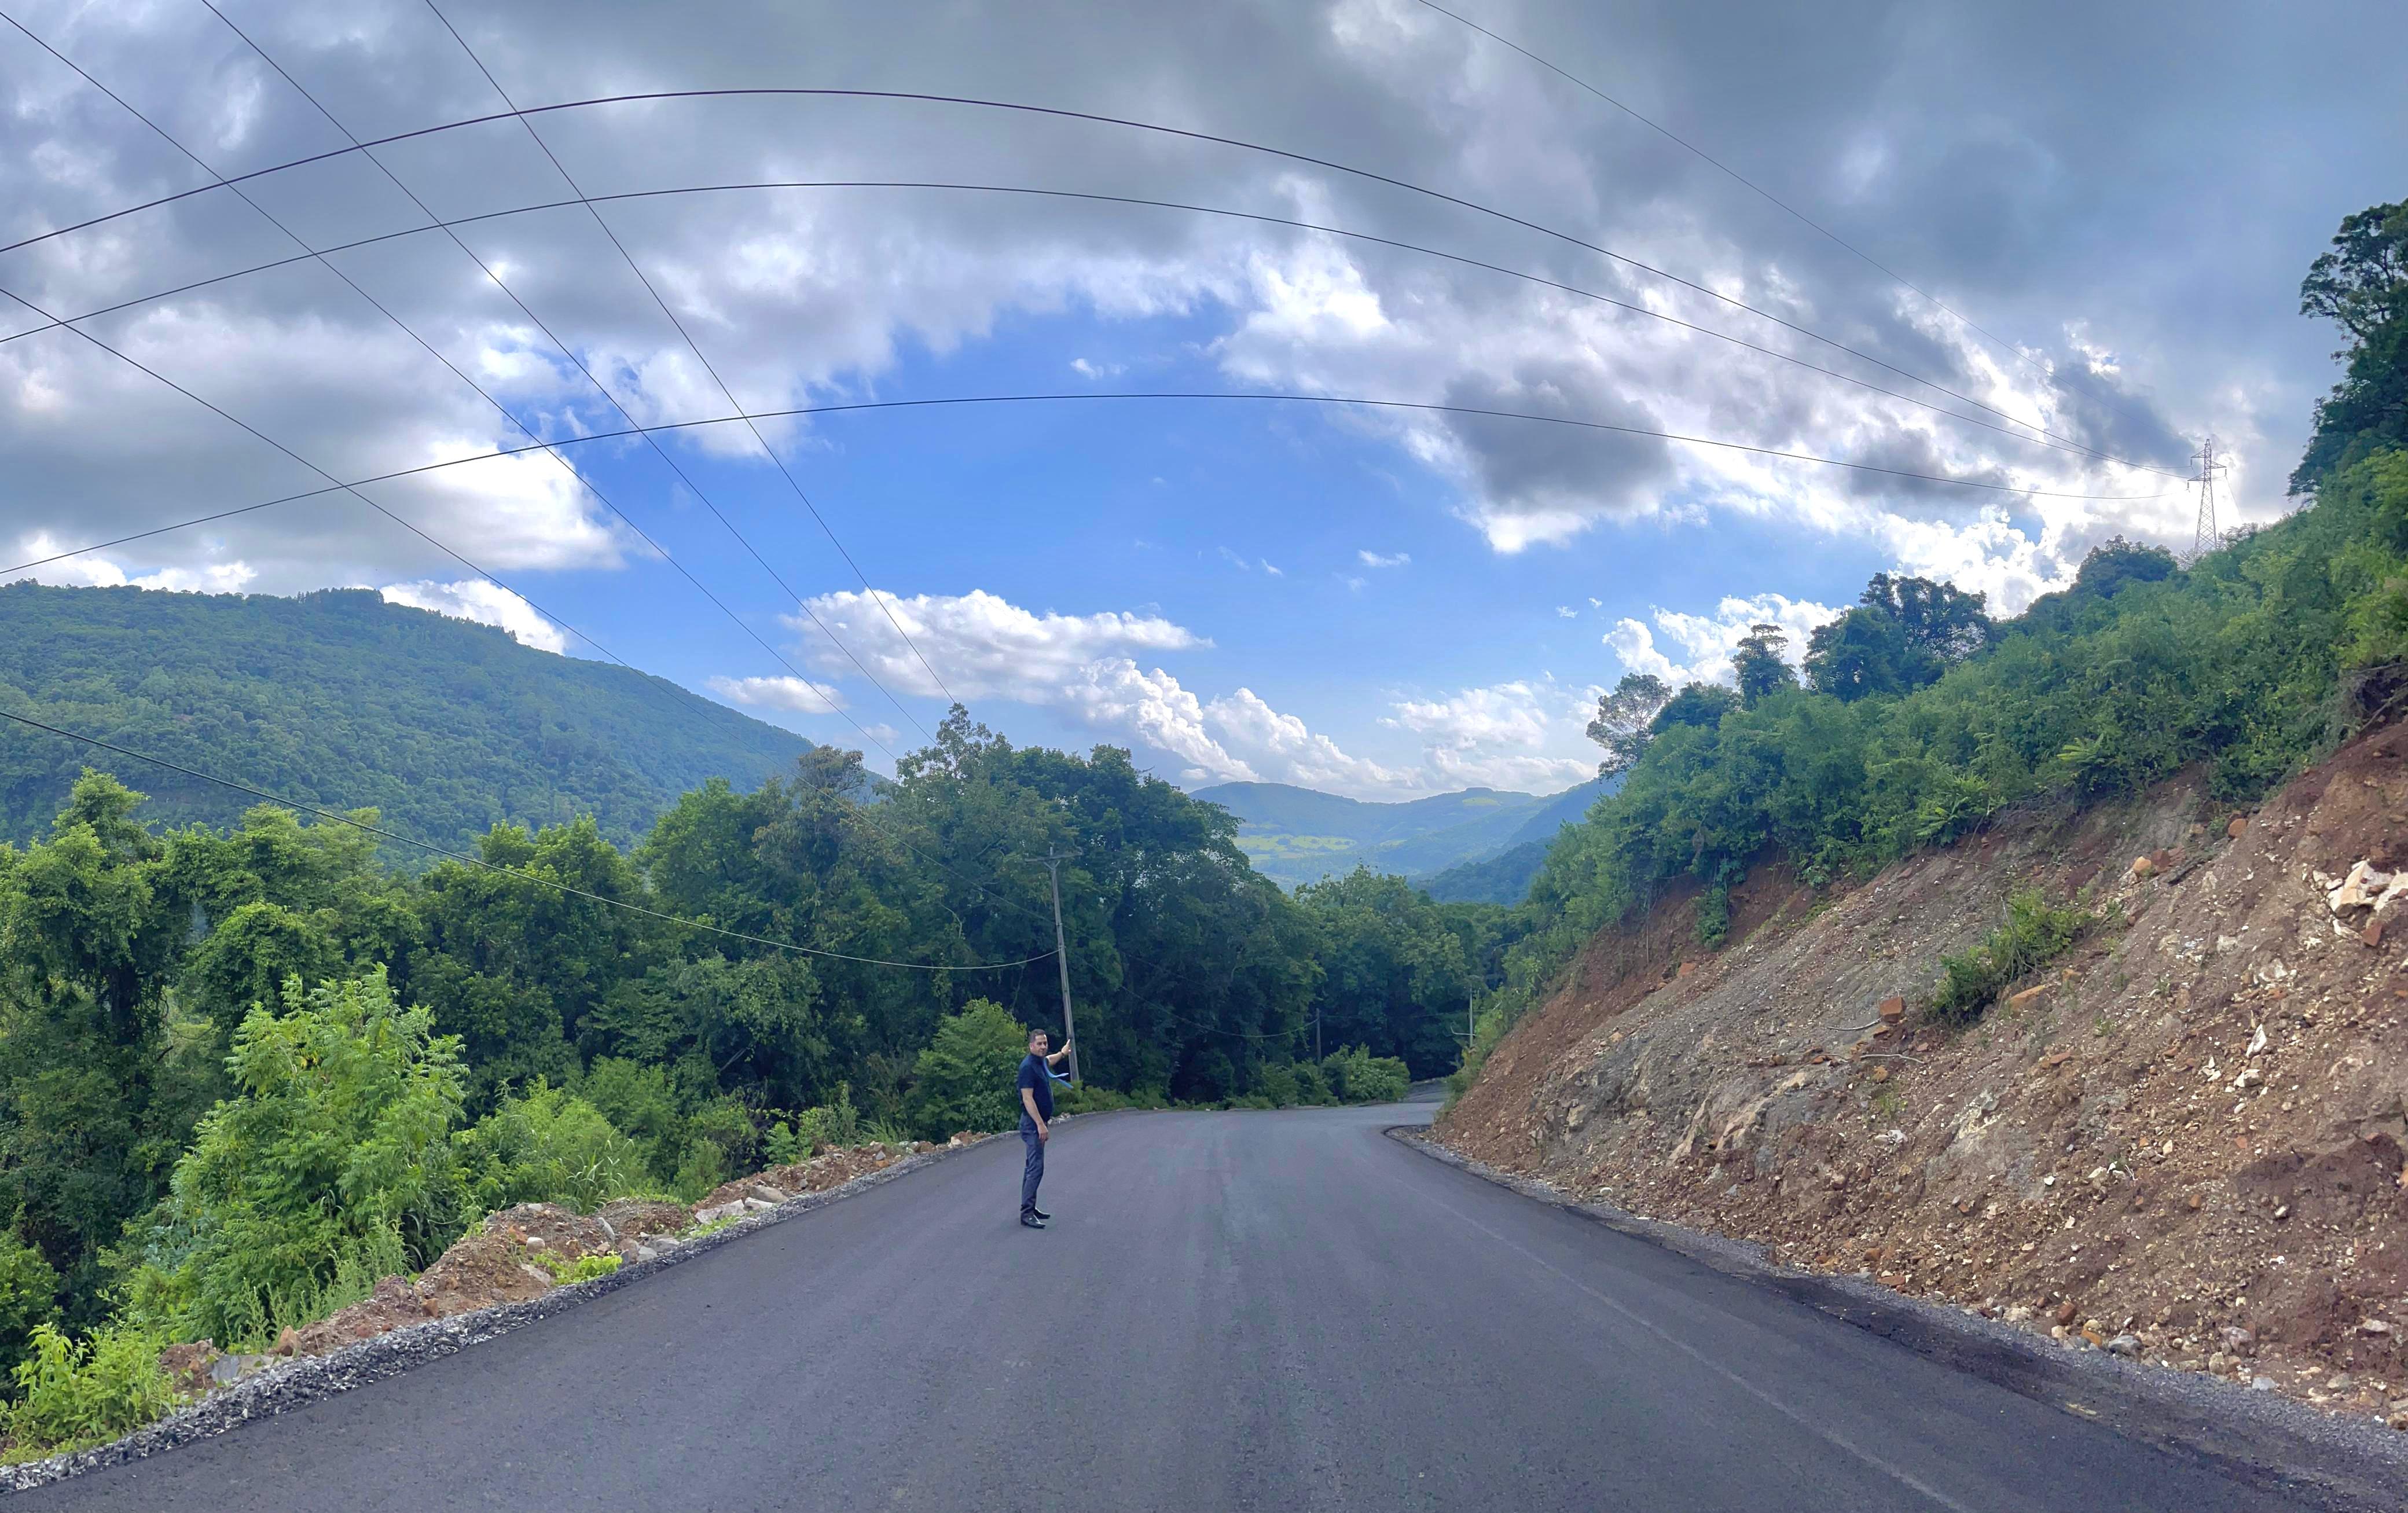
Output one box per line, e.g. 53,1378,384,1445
2189,435,2228,564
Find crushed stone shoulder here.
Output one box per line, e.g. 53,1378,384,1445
0,1132,1011,1496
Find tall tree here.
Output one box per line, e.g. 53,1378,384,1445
1730,623,1798,708
2295,200,2408,491
1586,673,1672,777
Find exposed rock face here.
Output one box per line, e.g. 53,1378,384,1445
1437,721,2408,1420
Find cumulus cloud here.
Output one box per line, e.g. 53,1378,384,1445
706,673,849,714
1605,593,1843,686
379,579,567,652
4,0,2323,614
1357,549,1410,568
767,585,1598,797
785,589,1207,700
1383,680,1596,791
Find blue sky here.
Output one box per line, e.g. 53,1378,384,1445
5,0,2403,797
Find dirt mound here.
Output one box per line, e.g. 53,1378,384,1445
1437,722,2408,1423
696,1142,919,1218
293,1274,438,1354
595,1198,691,1245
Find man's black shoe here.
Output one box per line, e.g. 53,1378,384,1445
1020,1213,1047,1229
1031,1207,1051,1221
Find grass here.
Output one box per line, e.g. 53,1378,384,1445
1929,888,2097,1026
531,1251,622,1285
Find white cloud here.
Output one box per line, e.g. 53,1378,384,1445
707,673,849,714
1357,550,1411,568
1261,560,1284,577
786,588,1207,700
1555,605,1577,618
379,579,567,653
1382,680,1595,791
21,533,258,594
1604,593,1842,686
1206,686,1405,792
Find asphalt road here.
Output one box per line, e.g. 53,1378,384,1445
23,1096,2316,1512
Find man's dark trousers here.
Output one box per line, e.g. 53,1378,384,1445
1019,1117,1045,1218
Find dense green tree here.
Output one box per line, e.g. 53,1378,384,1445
906,1000,1029,1139
1808,574,1992,701
0,775,191,1320
1586,673,1672,777
1731,623,1798,707
1295,869,1492,1077
118,969,468,1349
1651,682,1740,732
2296,200,2408,489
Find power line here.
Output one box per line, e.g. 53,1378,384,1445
179,4,930,756
0,276,632,670
0,85,2190,481
0,706,1054,973
0,178,2154,475
6,384,2174,590
0,13,1056,932
419,0,957,710
1412,0,2176,447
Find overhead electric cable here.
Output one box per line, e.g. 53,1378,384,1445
0,276,630,669
0,179,2150,473
0,706,1055,972
1411,0,2170,442
8,385,2173,587
181,3,931,751
419,0,958,707
0,86,2189,480
1,14,1062,921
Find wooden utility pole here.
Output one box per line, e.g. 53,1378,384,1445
1038,850,1080,1085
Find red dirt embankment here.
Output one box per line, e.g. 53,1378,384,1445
1437,723,2408,1423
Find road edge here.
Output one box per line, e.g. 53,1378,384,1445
0,1121,1080,1496
1388,1125,2408,1513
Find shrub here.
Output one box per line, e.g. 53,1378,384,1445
1928,889,2093,1026
672,1097,762,1200
574,1057,692,1188
117,968,469,1349
2,1325,175,1460
1255,1062,1300,1107
0,1232,60,1374
906,1000,1029,1139
784,1084,862,1156
1322,1046,1410,1104
456,1081,657,1214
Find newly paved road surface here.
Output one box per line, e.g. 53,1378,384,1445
24,1097,2312,1511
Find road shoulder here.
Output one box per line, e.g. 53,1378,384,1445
1393,1126,2408,1513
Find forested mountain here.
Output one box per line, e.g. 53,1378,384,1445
0,584,812,849
1196,777,1610,888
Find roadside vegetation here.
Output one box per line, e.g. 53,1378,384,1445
0,700,1435,1455
1456,196,2408,1096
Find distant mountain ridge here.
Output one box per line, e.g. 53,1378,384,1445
0,583,814,848
1195,775,1614,894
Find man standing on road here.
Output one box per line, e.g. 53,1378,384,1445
1018,1027,1071,1228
